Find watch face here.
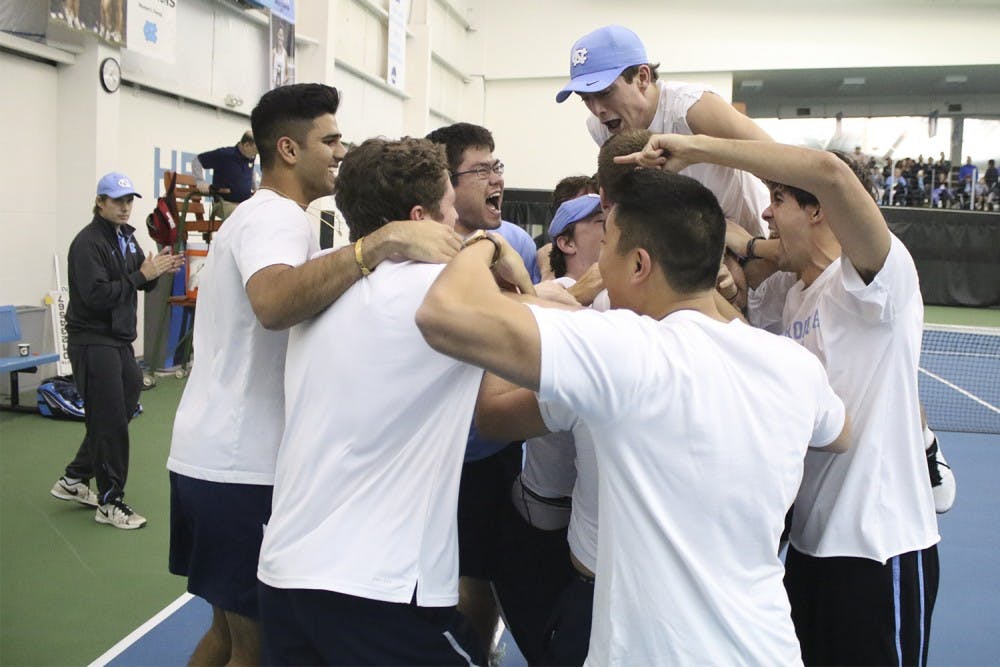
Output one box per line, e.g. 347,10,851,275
100,57,121,93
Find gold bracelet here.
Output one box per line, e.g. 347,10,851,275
354,237,372,276
461,230,502,268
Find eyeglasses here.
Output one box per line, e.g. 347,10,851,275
451,161,504,181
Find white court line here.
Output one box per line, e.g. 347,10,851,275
919,367,1000,415
88,593,194,667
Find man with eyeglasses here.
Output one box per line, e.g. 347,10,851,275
557,24,771,237
425,122,540,659
426,123,539,282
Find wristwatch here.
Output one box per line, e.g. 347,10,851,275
461,230,502,268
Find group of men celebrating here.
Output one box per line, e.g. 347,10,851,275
158,24,949,667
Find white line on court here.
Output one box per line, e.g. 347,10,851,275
919,367,1000,415
88,593,194,667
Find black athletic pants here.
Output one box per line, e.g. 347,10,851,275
785,544,939,667
64,343,142,503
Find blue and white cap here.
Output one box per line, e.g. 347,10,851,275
549,194,602,238
96,172,142,199
555,25,648,103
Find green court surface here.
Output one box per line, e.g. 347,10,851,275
0,377,187,666
925,305,1000,328
1,305,997,665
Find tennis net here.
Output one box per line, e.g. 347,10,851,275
919,324,1000,434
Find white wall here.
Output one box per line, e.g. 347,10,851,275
479,1,1000,80
478,2,1000,188
0,51,61,306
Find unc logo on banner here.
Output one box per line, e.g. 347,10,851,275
572,48,588,67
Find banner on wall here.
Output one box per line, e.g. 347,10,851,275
387,0,408,90
247,0,294,22
126,0,176,63
269,13,295,89
0,1,48,42
49,0,126,47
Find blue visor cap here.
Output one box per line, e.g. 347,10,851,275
549,194,603,238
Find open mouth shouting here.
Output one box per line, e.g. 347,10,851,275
486,191,503,218
603,118,623,133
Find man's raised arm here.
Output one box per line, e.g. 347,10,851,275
619,135,890,282
247,220,461,330
416,235,542,391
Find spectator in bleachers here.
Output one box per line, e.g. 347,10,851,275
932,173,955,208
958,156,977,184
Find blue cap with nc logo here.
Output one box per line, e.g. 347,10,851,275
96,172,142,199
555,25,648,103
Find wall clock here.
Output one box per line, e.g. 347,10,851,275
99,57,121,93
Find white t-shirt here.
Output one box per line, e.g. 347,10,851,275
521,276,578,502
257,260,484,607
783,236,939,561
530,306,845,667
748,270,798,334
167,190,317,484
537,399,599,573
588,80,769,237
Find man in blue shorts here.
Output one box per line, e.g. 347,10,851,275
167,85,462,665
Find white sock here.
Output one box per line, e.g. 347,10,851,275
923,425,936,450
63,476,82,485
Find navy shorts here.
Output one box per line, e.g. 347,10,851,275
457,442,523,579
168,472,272,619
258,583,485,666
491,491,574,664
784,544,939,666
542,571,595,667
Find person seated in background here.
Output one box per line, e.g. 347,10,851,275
931,172,955,208
192,131,258,221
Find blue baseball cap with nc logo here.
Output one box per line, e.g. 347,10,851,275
96,172,142,199
556,25,648,103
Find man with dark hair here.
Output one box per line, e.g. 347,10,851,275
193,131,258,220
257,136,533,665
548,194,604,281
425,121,544,657
536,174,599,281
50,172,183,529
167,84,461,665
557,24,771,236
620,133,940,666
426,122,539,281
596,128,652,204
416,167,849,665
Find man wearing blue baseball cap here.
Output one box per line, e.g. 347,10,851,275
548,194,604,284
50,172,184,530
557,24,772,237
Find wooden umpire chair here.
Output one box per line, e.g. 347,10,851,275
159,171,226,376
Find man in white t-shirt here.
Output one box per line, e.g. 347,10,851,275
556,24,771,237
256,136,534,665
417,168,849,665
618,133,941,666
166,85,462,665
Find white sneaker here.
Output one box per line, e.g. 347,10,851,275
50,477,99,508
95,499,147,530
926,439,956,514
